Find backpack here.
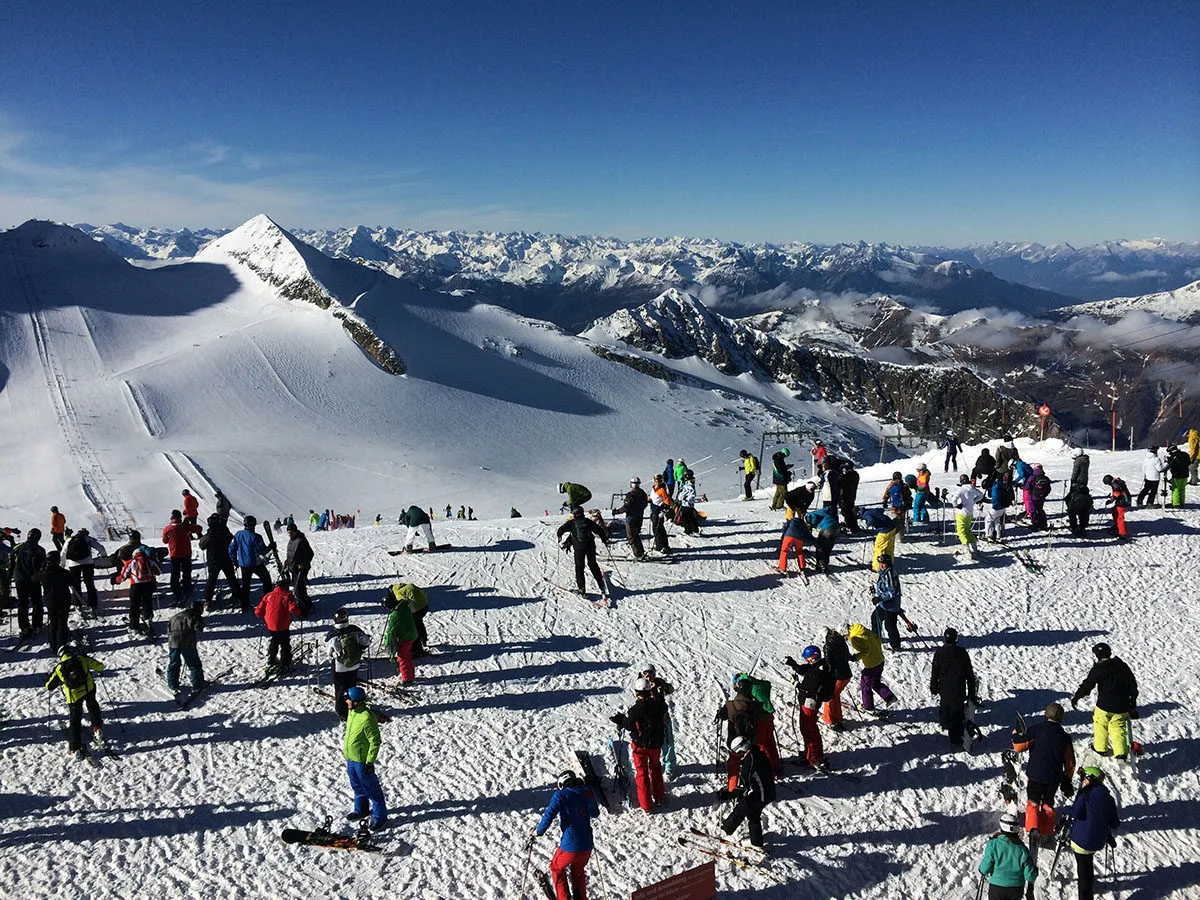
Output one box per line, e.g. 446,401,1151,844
59,655,88,691
899,484,913,510
999,483,1016,508
64,535,89,562
751,455,760,472
338,629,363,667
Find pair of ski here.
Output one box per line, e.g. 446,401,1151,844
542,576,614,609
155,666,234,709
678,828,765,868
994,541,1044,575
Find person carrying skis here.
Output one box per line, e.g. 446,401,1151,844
777,509,811,577
613,477,649,560
720,736,776,849
838,460,860,532
783,647,832,770
13,528,47,640
822,626,853,731
1011,702,1076,838
49,506,67,552
738,450,757,500
639,664,677,780
181,489,199,524
532,770,600,900
343,685,387,829
951,475,985,557
63,527,105,612
972,447,997,487
1071,642,1138,760
1100,475,1131,542
558,482,592,512
162,509,202,603
228,516,273,612
255,578,301,671
557,507,609,598
870,554,903,651
45,642,105,761
1166,443,1190,507
769,449,793,510
1065,481,1094,536
399,505,438,552
1136,447,1165,506
198,513,238,614
848,621,897,715
610,678,669,812
42,550,74,656
327,608,371,720
116,543,161,636
382,585,418,684
929,628,979,752
283,522,314,614
166,604,205,696
860,506,898,571
985,471,1014,542
1068,767,1120,900
940,430,962,473
1027,464,1053,530
978,810,1038,900
802,505,839,574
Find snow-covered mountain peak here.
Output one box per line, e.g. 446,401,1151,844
10,219,129,267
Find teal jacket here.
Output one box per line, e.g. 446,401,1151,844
979,834,1037,887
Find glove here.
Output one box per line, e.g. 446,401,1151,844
784,656,798,668
609,714,623,726
1060,780,1075,799
803,698,817,710
719,788,732,802
1129,707,1139,719
1105,834,1117,848
1070,698,1079,710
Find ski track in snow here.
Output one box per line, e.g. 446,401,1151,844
1,448,1199,899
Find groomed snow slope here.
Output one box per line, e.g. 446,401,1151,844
0,441,1197,899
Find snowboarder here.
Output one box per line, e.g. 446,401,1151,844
610,678,669,812
45,642,105,760
870,553,903,651
1070,643,1138,760
838,460,860,532
166,604,205,695
327,608,371,720
557,507,609,597
213,490,232,526
738,450,757,500
1065,482,1094,536
13,528,47,640
822,626,853,731
1136,448,1165,506
720,736,775,850
63,527,105,612
639,664,677,780
283,522,313,614
532,770,599,900
181,489,199,525
399,505,437,552
613,477,649,560
162,509,202,603
382,585,418,684
49,506,67,552
255,578,301,670
860,506,899,571
802,505,839,573
769,449,793,510
1068,767,1120,900
848,621,896,715
199,513,238,614
783,646,832,769
951,475,985,557
940,430,962,473
558,482,592,512
41,550,74,656
977,810,1038,900
985,471,1014,542
115,543,161,636
1010,702,1076,838
1100,475,1131,541
929,628,979,751
343,686,387,829
229,516,273,612
648,474,672,554
777,509,811,576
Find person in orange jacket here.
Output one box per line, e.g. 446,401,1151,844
255,578,301,670
50,506,67,551
648,474,673,554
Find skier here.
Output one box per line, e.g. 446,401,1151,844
468,507,475,520
985,471,1014,542
639,664,677,780
49,506,67,551
1070,446,1090,489
783,646,832,770
1068,767,1120,900
977,810,1038,900
1136,447,1165,506
929,628,979,751
382,585,418,684
41,550,74,656
994,437,1020,475
214,490,232,526
166,603,205,696
255,578,301,671
1027,464,1053,530
1010,702,1076,838
861,506,899,571
951,475,985,557
821,626,853,731
229,515,273,611
613,477,648,560
1100,474,1131,541
610,678,669,812
720,736,775,850
738,450,757,500
972,447,997,487
13,528,47,640
1065,482,1094,536
777,509,810,577
810,440,827,468
318,510,331,531
45,642,106,761
848,620,897,715
730,672,782,775
1186,426,1200,485
838,459,860,532
199,513,238,614
457,505,466,520
1070,643,1138,760
819,456,842,513
556,507,609,598
882,471,911,541
677,471,700,535
327,608,371,720
532,770,600,900
343,685,387,829
181,489,199,525
390,581,431,657
63,527,105,612
785,480,817,519
283,522,313,614
399,505,438,552
663,459,676,499
940,430,962,473
870,553,903,651
115,543,161,636
648,474,672,554
1166,443,1189,507
715,676,768,790
911,463,933,524
673,458,688,500
162,509,202,603
558,482,592,512
802,505,839,574
308,509,319,531
769,448,793,510
444,504,452,520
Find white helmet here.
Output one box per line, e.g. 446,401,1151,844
729,736,752,754
633,678,653,693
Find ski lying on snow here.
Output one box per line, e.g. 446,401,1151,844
686,827,767,859
535,871,555,900
387,543,453,556
677,835,762,868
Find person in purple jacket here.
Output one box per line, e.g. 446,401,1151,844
532,770,600,900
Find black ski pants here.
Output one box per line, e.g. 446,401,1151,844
871,607,902,651
939,699,966,747
813,527,838,569
291,564,310,608
169,556,193,600
204,558,240,608
649,506,670,552
1067,510,1090,534
743,473,754,499
128,582,155,630
1074,850,1096,900
679,507,700,535
573,547,604,594
1026,778,1059,809
413,607,428,655
333,666,360,721
266,629,293,667
71,566,99,610
625,513,645,559
721,796,766,848
66,689,103,753
15,580,42,633
238,564,274,612
1136,479,1159,505
47,608,70,658
986,885,1023,899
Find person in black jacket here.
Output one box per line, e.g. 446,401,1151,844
1065,483,1094,536
838,461,860,532
610,679,668,812
1011,702,1076,838
1071,642,1138,760
41,550,74,656
1069,447,1090,489
769,450,793,511
556,507,609,597
13,528,47,639
613,478,649,560
822,626,853,730
721,736,776,848
929,627,979,752
199,513,239,615
283,522,314,613
784,647,833,770
972,448,997,488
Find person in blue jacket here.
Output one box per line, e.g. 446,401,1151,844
228,515,273,613
532,770,600,900
1069,767,1119,900
777,510,813,576
803,506,839,574
871,555,903,651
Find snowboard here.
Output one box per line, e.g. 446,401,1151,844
388,543,452,556
281,819,381,853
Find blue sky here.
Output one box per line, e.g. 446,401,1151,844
2,1,1197,244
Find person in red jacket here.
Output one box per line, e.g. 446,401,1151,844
1101,475,1131,542
116,545,161,636
162,509,203,603
181,489,200,524
255,579,301,670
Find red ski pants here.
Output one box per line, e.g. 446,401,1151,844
778,536,806,572
755,715,782,774
823,678,852,725
392,640,414,683
799,705,825,767
550,847,591,900
631,746,664,812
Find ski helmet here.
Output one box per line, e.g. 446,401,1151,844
1102,474,1114,486
633,678,652,693
959,475,969,484
999,811,1021,834
171,509,182,521
876,552,893,565
729,736,752,754
917,462,928,472
244,515,256,528
51,506,59,513
1081,766,1105,782
781,447,790,457
346,686,366,703
557,770,579,789
333,608,350,624
182,489,191,496
57,642,77,657
892,471,903,481
943,627,958,645
1092,642,1112,660
277,574,292,589
641,664,656,677
126,529,139,543
805,480,817,490
801,645,821,661
630,476,641,485
1045,702,1065,722
904,474,918,487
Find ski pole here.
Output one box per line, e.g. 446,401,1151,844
518,833,536,900
593,845,610,900
974,872,986,900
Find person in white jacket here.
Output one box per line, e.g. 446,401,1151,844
63,528,108,611
951,475,985,557
1136,448,1166,506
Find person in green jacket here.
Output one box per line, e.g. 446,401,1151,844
343,686,387,829
558,482,592,512
978,810,1037,899
383,585,419,683
731,673,782,775
45,643,106,760
390,581,431,656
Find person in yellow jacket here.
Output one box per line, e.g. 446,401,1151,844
344,685,387,829
1186,427,1200,485
738,450,758,500
45,643,106,760
390,582,431,657
847,622,897,716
